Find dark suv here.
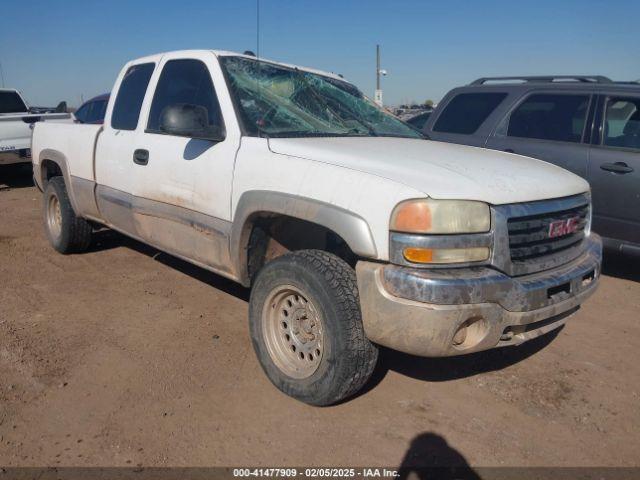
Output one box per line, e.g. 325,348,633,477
423,76,640,255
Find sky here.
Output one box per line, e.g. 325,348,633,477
1,0,638,108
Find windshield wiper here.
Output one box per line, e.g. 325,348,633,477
374,133,428,140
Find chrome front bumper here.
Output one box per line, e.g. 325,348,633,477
356,234,602,357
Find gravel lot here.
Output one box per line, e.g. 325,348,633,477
1,165,639,469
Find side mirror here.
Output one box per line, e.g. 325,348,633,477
159,104,225,142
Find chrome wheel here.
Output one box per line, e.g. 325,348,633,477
46,193,62,240
262,285,324,379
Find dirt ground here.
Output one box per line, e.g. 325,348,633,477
1,164,639,469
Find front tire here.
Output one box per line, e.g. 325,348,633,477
43,176,92,253
249,250,378,406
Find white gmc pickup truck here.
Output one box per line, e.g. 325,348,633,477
31,50,602,405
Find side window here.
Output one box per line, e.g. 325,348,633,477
111,63,154,130
603,97,640,151
506,94,589,143
147,59,224,135
74,103,89,123
433,92,507,134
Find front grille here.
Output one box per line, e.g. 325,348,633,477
508,203,589,262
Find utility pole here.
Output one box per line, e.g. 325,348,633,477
374,45,387,107
374,45,382,106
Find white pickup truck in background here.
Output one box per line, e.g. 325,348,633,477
31,50,602,406
0,88,69,165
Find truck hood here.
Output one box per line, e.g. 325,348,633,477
267,137,589,205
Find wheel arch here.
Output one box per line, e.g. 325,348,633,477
37,150,82,216
231,191,378,286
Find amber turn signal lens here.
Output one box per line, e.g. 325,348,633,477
403,247,433,263
403,247,490,264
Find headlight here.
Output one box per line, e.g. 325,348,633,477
390,199,490,234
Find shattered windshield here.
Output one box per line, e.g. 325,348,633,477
220,56,423,139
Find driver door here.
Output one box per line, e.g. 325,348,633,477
131,51,241,272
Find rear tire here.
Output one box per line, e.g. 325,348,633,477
43,176,92,253
249,250,378,406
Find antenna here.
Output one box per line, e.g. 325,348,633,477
376,45,380,91
256,0,260,59
0,61,5,88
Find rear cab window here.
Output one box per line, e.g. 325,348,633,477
499,93,590,143
433,92,507,134
0,90,28,114
111,63,155,130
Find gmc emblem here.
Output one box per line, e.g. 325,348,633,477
548,217,580,238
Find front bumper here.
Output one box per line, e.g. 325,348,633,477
356,234,602,357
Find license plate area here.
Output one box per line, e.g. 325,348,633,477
547,282,571,300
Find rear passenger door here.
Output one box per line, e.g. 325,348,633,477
485,92,593,178
587,95,640,247
95,61,156,234
424,90,509,147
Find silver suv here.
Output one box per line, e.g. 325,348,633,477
422,76,640,256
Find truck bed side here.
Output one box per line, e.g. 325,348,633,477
32,122,102,185
32,122,103,219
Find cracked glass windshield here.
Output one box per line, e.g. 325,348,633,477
220,56,423,139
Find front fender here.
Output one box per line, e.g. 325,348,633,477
231,190,378,285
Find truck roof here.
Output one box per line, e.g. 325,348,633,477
127,49,348,83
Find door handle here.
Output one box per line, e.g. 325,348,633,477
504,149,515,153
600,162,634,174
133,149,149,165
